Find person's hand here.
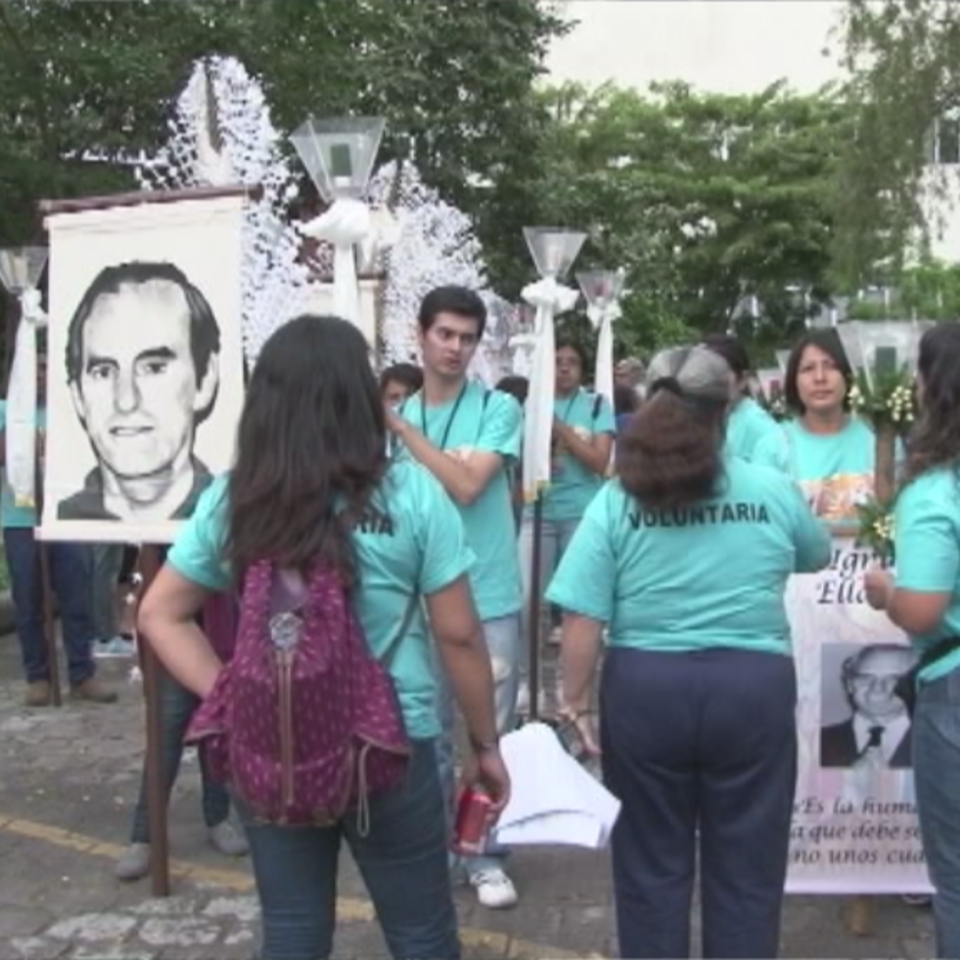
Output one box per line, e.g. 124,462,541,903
385,408,406,437
864,568,894,611
558,706,601,758
461,744,511,816
551,419,569,454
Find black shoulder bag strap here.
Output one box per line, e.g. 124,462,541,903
379,591,422,671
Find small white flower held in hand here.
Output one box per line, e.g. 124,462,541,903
888,383,914,424
848,382,865,412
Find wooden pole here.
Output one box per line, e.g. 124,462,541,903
137,545,170,898
38,545,62,706
874,422,898,504
526,495,544,722
847,419,900,936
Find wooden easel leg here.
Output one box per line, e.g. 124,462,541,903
846,894,872,936
137,546,170,897
39,543,62,707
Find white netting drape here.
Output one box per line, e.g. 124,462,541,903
136,55,310,367
366,160,513,383
137,58,514,378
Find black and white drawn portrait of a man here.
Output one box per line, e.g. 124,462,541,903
819,643,917,770
56,261,221,523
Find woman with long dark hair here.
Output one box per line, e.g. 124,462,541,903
546,345,830,959
138,315,509,960
866,322,960,958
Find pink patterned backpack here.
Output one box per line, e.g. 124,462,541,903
186,560,413,828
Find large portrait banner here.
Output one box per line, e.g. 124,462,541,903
785,537,933,895
39,195,246,544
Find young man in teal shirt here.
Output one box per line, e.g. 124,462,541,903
388,285,522,910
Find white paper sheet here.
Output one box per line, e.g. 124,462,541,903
491,722,621,849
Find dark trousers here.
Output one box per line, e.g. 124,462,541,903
239,738,459,960
601,646,797,959
4,526,96,687
129,670,230,843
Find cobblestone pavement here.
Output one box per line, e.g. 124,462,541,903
0,636,939,958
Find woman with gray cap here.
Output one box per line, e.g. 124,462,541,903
546,345,830,959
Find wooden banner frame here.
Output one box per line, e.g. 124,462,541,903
29,184,258,897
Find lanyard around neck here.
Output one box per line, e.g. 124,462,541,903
421,381,469,452
557,389,579,425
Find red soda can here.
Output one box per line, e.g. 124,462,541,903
452,787,492,855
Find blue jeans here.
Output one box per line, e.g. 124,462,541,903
435,614,520,875
239,738,458,960
91,543,124,640
913,667,960,959
4,526,96,687
129,670,230,844
518,516,580,668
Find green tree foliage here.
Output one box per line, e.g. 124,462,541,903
0,0,568,258
528,81,854,356
847,259,960,319
834,0,960,286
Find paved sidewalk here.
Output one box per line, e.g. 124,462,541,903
0,635,939,958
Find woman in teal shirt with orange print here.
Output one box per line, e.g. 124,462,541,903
547,345,830,959
753,330,880,532
865,322,960,960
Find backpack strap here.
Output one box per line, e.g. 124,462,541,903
591,393,603,420
378,590,421,671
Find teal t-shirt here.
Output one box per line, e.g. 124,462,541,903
166,461,475,739
893,467,960,684
752,417,879,530
545,457,831,655
725,396,779,463
526,388,615,523
0,399,46,529
398,381,522,620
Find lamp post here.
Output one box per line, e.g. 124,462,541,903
520,227,585,722
0,247,48,510
836,319,931,503
577,268,626,408
290,116,385,328
521,227,587,500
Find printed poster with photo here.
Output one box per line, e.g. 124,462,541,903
39,195,246,544
785,537,932,895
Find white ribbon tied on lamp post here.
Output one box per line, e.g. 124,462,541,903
520,276,580,500
578,268,626,413
7,288,47,508
586,298,621,410
302,197,371,327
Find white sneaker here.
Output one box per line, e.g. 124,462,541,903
209,820,248,857
115,842,151,881
469,866,518,909
94,636,136,659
